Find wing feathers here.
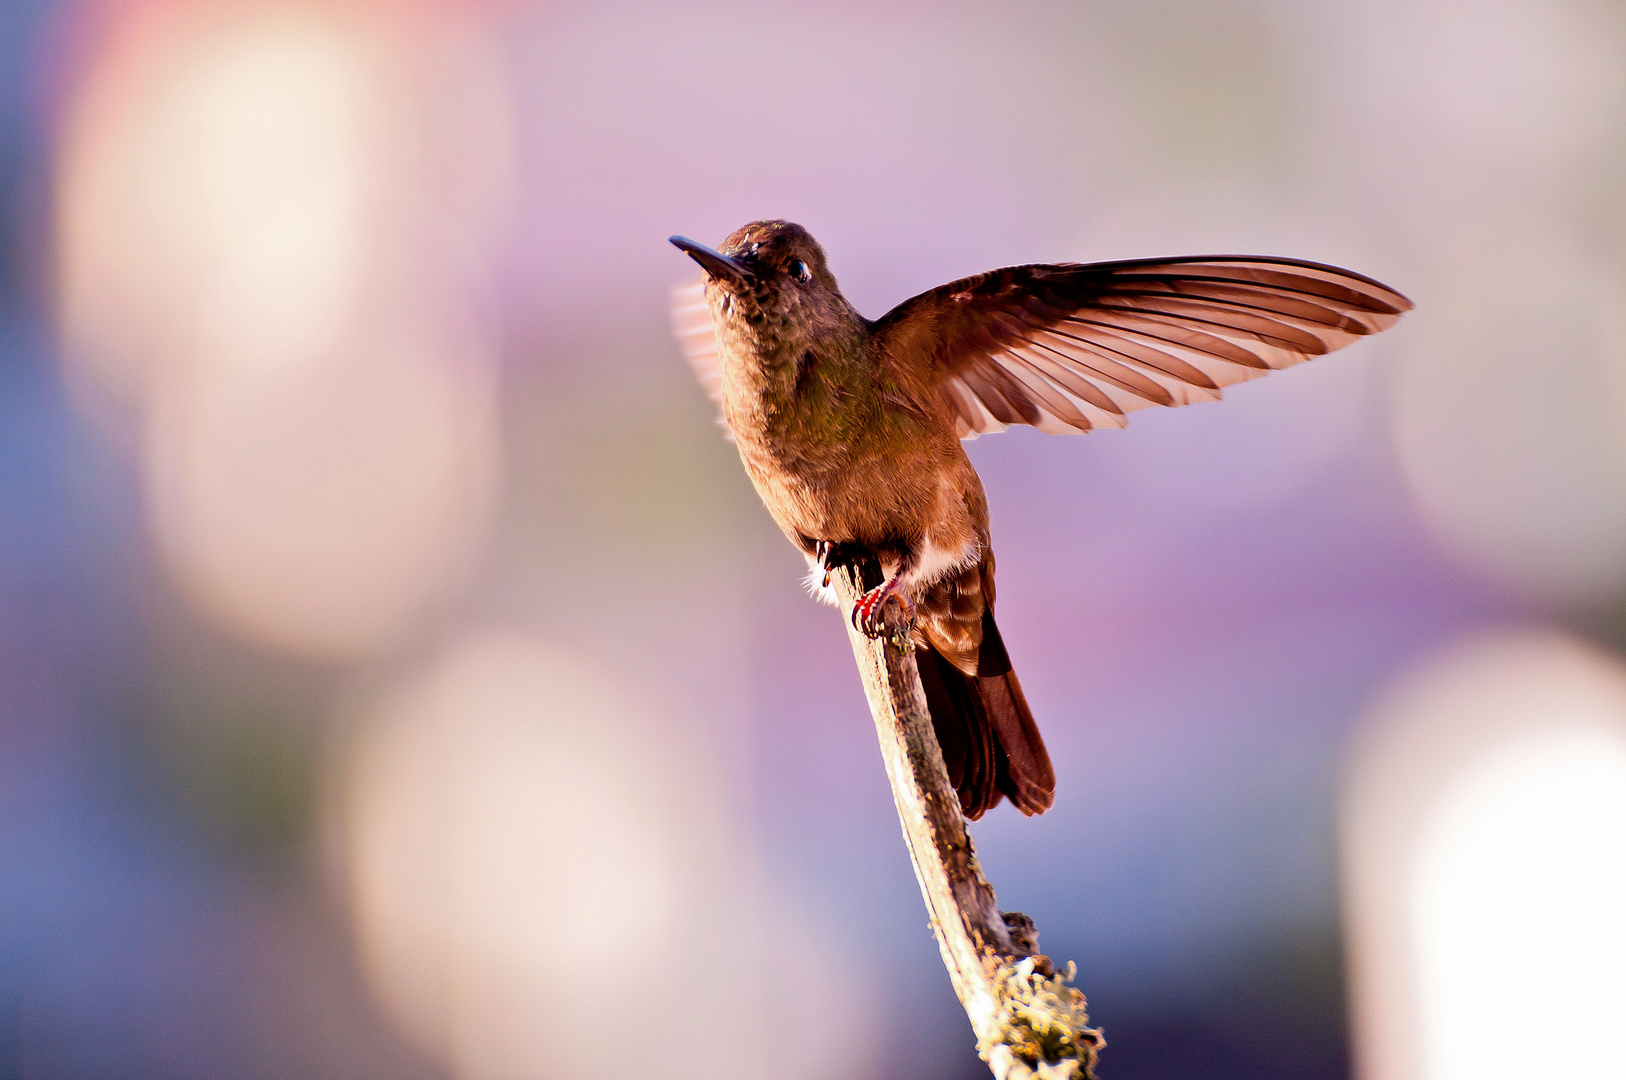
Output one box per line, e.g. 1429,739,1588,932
958,364,1038,428
871,256,1411,439
1113,278,1382,330
1001,351,1102,433
669,279,733,439
1050,323,1226,396
1094,295,1334,355
1063,314,1266,372
1031,332,1175,405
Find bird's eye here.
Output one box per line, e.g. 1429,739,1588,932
788,259,811,283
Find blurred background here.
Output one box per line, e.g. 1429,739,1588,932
4,1,1626,1078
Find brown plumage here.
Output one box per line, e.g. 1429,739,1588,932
670,221,1411,819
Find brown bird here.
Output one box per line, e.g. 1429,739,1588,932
670,221,1410,820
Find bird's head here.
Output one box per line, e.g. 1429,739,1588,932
670,220,855,353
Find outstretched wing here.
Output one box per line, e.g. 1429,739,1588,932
868,256,1412,438
669,278,732,439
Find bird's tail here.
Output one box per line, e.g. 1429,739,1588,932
916,608,1055,820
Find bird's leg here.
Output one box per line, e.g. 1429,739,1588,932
852,579,915,648
851,549,918,650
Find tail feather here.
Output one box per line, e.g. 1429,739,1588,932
977,609,1055,816
918,609,1054,820
918,647,996,814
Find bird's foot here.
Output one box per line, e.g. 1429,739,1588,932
852,578,915,650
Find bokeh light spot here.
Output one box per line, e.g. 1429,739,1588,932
1344,630,1626,1080
1412,724,1626,1080
55,1,516,657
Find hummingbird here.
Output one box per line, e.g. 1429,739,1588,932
670,221,1410,820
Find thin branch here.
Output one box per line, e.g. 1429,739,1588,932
830,556,1102,1080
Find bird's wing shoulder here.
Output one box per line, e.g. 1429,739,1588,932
669,278,732,440
867,256,1412,438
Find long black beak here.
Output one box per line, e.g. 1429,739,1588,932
670,235,753,282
